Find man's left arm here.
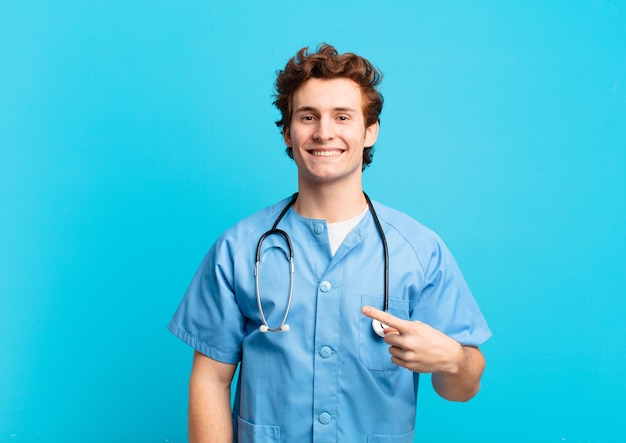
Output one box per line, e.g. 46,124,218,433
431,345,485,401
362,305,486,402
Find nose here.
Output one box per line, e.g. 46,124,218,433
313,117,335,142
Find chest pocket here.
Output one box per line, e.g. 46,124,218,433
359,295,410,371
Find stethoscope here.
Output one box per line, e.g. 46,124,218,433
254,192,391,337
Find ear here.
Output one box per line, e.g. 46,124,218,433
283,127,292,147
364,120,379,147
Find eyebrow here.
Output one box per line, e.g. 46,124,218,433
293,106,359,114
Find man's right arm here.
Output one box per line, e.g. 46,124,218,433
188,350,238,443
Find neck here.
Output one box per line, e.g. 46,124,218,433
294,179,367,223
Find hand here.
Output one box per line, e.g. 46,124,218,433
361,305,465,375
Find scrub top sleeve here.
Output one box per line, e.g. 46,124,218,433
415,239,492,347
168,240,244,364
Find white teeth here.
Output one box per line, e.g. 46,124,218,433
312,150,341,157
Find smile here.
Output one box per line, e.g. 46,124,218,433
310,150,343,157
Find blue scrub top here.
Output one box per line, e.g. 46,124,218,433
168,197,492,442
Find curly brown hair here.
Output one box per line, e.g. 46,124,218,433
273,43,384,168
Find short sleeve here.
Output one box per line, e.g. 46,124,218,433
167,237,245,364
413,238,492,347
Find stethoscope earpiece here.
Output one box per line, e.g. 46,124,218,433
259,324,290,333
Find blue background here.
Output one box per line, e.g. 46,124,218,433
2,1,625,442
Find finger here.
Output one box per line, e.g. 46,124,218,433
387,347,412,370
361,305,408,333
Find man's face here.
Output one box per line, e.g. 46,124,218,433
284,77,379,187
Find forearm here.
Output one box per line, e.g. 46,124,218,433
431,346,485,402
188,352,236,443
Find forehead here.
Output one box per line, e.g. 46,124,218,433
292,77,364,111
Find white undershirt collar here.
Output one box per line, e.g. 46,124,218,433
326,207,369,255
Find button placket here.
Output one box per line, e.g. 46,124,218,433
312,268,342,440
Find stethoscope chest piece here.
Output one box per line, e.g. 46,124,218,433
372,319,390,338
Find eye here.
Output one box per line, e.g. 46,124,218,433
337,115,350,121
302,115,315,121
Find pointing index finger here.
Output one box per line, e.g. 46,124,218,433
361,305,407,333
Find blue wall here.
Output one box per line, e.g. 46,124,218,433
1,1,625,441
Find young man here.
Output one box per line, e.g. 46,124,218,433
168,44,491,442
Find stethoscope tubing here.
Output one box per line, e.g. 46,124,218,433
255,192,390,335
254,228,294,332
364,193,389,313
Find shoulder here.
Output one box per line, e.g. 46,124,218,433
212,196,295,256
371,200,441,245
370,200,450,269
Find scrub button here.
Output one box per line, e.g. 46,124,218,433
319,412,331,424
319,281,331,292
313,223,325,235
320,346,332,358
